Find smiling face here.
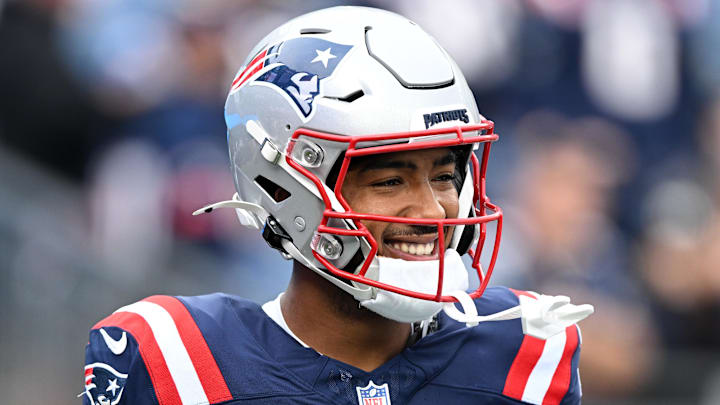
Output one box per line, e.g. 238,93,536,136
340,147,461,261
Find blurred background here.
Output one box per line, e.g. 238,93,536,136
0,0,718,403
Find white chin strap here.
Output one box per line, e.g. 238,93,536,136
443,289,595,339
357,250,594,340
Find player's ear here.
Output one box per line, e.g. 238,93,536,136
254,175,291,203
274,188,291,202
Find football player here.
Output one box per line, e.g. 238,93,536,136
81,6,593,405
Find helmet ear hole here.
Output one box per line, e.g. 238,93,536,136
255,175,291,202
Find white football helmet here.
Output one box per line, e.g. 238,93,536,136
200,6,503,316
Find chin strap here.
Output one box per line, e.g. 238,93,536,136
192,193,269,230
442,290,595,340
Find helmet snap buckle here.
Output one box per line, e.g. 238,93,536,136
260,138,282,164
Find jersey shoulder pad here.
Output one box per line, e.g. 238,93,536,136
82,294,234,405
428,287,582,404
497,287,584,405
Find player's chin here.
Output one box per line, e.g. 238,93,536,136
379,240,439,261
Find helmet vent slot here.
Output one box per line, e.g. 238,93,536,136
326,89,364,103
255,175,291,202
300,28,331,35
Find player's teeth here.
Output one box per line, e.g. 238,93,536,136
389,241,435,255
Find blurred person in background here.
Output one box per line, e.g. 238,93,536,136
636,95,720,402
492,110,657,398
60,0,292,284
640,96,720,348
0,0,103,181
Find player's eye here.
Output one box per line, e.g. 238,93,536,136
371,177,403,187
434,173,456,182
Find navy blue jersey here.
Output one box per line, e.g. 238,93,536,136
81,287,582,405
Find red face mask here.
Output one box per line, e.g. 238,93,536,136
285,120,503,304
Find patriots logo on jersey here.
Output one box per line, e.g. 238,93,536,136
229,37,353,121
356,380,392,405
81,362,128,405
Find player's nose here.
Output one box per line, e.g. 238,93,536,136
404,182,446,220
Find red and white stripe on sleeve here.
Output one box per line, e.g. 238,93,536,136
502,290,580,405
93,296,233,405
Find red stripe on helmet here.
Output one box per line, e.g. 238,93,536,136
231,49,268,91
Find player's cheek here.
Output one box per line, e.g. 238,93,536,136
438,189,460,218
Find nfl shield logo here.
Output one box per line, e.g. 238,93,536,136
356,380,392,405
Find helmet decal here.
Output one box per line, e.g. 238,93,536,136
230,37,353,121
423,108,470,129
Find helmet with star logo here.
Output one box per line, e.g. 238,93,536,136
200,6,502,323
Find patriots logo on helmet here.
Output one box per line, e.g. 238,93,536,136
80,362,128,405
229,37,353,121
356,380,392,405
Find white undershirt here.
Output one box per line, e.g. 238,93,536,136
261,293,311,348
262,292,429,351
